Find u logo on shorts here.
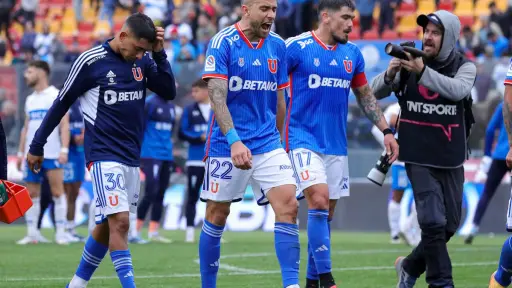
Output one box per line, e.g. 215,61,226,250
300,170,310,181
109,195,119,207
210,182,219,193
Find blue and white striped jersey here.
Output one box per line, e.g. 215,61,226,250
201,24,289,158
140,94,176,161
285,31,367,156
29,40,176,167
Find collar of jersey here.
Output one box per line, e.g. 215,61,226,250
103,38,128,61
311,31,338,51
235,23,265,49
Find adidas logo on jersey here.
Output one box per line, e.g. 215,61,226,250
330,59,338,66
106,70,116,78
315,245,329,252
210,261,219,267
252,59,262,66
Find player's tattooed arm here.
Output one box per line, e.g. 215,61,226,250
354,84,390,131
208,78,234,134
503,85,512,146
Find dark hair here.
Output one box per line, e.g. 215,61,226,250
192,79,208,89
27,60,50,75
489,1,496,9
487,31,496,38
317,0,355,14
125,13,157,43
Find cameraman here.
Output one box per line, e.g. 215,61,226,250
371,10,477,288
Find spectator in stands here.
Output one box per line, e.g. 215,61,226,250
0,38,6,65
274,0,294,39
489,2,503,26
140,0,169,25
11,0,37,26
218,6,242,30
65,32,81,63
33,22,55,65
175,26,196,62
20,21,36,53
99,0,116,28
180,0,202,40
478,15,503,47
0,100,16,139
459,25,480,56
378,0,398,37
195,12,216,58
0,0,14,44
51,33,67,63
474,46,498,102
487,31,509,57
357,0,376,38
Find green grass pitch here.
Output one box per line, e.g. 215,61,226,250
0,226,506,287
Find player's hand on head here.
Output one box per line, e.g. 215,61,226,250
384,134,399,163
26,153,43,174
231,142,252,170
153,26,165,53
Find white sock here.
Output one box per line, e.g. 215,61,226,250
52,195,68,235
408,202,420,235
88,200,96,235
388,200,401,238
25,197,40,237
67,220,75,231
129,212,138,238
69,274,88,288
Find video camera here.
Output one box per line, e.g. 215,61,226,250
385,41,427,60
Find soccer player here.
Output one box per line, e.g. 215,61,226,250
371,102,420,246
63,100,86,240
284,0,399,287
179,79,211,243
26,13,176,288
465,101,509,245
16,60,72,245
132,92,177,244
199,0,301,286
489,59,512,288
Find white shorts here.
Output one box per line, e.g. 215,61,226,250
200,148,296,205
90,161,141,224
288,148,350,200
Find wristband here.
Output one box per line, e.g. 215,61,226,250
226,128,241,146
17,151,23,157
383,128,393,136
60,147,69,154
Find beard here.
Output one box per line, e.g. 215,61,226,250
333,34,348,44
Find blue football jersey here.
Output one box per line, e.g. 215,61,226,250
485,102,509,160
284,31,367,156
506,58,512,86
140,94,176,161
201,24,289,158
29,40,176,167
68,100,84,151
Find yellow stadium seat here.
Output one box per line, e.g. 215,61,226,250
113,8,130,23
94,20,111,36
418,0,435,15
373,3,380,20
49,19,62,33
61,17,78,37
397,14,417,33
475,0,492,16
3,50,12,66
63,7,75,19
47,6,63,19
454,1,474,16
496,0,507,10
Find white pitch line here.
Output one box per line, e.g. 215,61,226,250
1,261,498,282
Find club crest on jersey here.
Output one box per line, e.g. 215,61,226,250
314,58,320,67
343,60,352,73
109,195,119,207
132,67,143,81
267,59,277,74
238,57,245,67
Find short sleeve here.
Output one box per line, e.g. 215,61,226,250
202,34,230,81
505,59,512,86
351,48,368,89
285,40,301,75
277,42,289,90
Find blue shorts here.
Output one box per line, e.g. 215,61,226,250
391,164,411,191
64,148,85,183
23,159,62,183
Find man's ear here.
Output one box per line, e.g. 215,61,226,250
119,31,128,41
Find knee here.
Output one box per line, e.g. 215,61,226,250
206,202,230,226
274,195,299,224
306,187,329,210
109,213,130,235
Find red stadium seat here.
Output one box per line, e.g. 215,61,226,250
78,22,95,32
438,0,454,11
381,30,399,40
459,15,475,27
400,30,419,40
362,29,379,40
396,2,417,17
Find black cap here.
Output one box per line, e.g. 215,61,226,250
417,13,443,29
